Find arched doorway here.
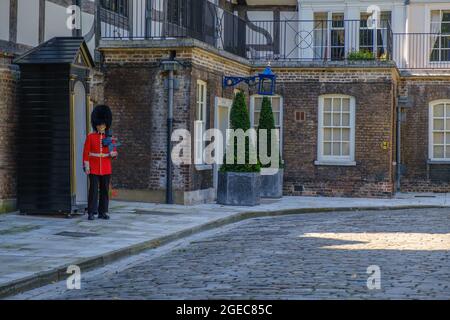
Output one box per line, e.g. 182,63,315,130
74,81,88,206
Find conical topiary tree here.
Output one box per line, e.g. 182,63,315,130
220,92,260,172
257,96,282,168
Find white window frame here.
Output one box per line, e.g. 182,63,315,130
428,99,450,162
195,80,209,168
316,94,356,166
250,95,284,156
429,9,450,63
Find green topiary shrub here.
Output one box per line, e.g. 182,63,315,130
220,92,261,173
348,50,375,61
257,97,283,168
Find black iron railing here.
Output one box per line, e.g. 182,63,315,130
245,19,392,62
99,0,449,70
101,0,247,58
393,33,450,69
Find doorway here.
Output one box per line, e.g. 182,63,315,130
74,81,88,206
213,97,232,191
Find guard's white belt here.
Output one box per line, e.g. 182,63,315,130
89,152,110,158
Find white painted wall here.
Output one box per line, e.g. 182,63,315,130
132,0,146,39
82,11,96,56
0,0,10,42
17,0,39,46
44,1,72,41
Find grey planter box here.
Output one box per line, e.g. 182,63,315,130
217,172,261,206
260,168,284,198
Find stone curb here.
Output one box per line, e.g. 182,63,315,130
0,204,445,299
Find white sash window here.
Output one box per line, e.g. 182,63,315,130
316,95,356,166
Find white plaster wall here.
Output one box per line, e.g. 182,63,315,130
132,0,146,38
0,0,9,41
45,1,72,41
280,11,298,59
247,11,274,59
17,0,39,46
82,12,95,56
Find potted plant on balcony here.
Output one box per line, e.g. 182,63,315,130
257,97,283,198
217,92,261,206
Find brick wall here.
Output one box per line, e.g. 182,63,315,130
400,77,450,192
0,54,19,212
100,47,250,202
278,70,396,197
100,46,400,199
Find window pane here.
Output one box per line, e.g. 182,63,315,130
342,142,350,156
324,98,332,112
446,104,450,116
332,142,340,155
271,98,280,111
446,133,450,144
324,142,332,155
342,113,350,126
434,104,445,117
434,146,445,158
324,113,332,126
254,98,262,111
342,98,350,112
434,119,445,130
434,132,445,144
254,112,260,125
446,147,450,159
332,128,341,140
273,112,280,126
332,98,341,112
342,128,350,141
324,128,332,140
446,119,450,130
332,114,340,126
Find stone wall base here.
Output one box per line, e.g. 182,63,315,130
284,181,394,198
400,179,450,193
0,199,16,214
114,188,215,205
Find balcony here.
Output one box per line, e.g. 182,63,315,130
99,0,450,71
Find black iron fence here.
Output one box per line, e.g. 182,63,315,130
393,33,450,69
101,0,247,57
245,19,392,62
100,0,449,70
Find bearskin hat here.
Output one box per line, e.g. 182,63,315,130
91,105,112,131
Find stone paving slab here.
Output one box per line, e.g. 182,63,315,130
0,194,449,298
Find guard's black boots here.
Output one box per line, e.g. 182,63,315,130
88,213,95,220
98,213,110,220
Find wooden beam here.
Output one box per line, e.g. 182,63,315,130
9,0,17,43
39,0,46,43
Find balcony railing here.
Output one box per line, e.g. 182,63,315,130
99,0,449,70
393,33,450,69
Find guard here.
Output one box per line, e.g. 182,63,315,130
83,105,118,220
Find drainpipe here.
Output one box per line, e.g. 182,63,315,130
161,51,180,204
396,102,402,192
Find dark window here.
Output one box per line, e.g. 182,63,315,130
101,0,129,17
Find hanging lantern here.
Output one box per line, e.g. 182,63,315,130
257,65,276,96
223,64,277,96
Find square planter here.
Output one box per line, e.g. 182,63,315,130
217,172,261,206
260,168,284,198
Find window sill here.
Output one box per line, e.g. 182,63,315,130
314,160,356,167
427,160,450,165
195,164,213,171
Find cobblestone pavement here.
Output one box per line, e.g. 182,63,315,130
10,208,450,300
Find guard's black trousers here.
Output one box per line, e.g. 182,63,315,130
88,174,111,215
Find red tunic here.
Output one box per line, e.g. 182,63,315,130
82,132,116,176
